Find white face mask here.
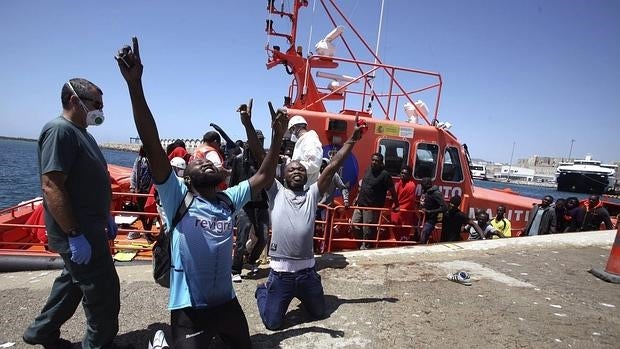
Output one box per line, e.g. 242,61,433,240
84,107,105,126
66,81,105,126
290,133,298,143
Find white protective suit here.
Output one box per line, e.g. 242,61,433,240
291,130,323,189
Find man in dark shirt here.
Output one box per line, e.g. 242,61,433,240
419,177,448,243
582,195,613,231
352,153,400,249
441,195,483,242
229,126,270,281
24,78,121,349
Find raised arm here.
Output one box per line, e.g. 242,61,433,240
115,37,170,184
247,102,288,192
318,116,365,195
238,98,265,164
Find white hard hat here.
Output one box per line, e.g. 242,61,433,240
170,157,186,170
288,115,307,130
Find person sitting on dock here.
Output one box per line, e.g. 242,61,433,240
255,117,365,330
522,195,556,236
440,195,484,242
469,212,505,240
418,177,447,244
116,36,288,348
581,195,613,231
490,205,512,238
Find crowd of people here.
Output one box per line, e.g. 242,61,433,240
24,36,616,349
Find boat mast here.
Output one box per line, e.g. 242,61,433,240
366,0,386,113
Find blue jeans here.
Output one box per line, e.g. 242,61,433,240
255,267,325,330
420,221,436,244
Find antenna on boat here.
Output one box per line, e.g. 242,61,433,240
366,0,386,114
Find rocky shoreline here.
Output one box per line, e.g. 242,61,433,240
100,143,141,152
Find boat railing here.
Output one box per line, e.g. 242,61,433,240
304,55,442,124
0,197,42,218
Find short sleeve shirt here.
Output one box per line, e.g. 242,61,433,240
356,168,393,207
266,181,321,261
156,172,251,310
38,116,111,256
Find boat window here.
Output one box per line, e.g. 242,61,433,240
441,147,464,182
414,143,438,179
378,139,410,176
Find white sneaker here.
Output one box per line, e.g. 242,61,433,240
149,329,169,349
232,273,242,283
447,271,472,286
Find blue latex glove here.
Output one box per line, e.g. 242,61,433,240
68,234,92,265
107,215,118,240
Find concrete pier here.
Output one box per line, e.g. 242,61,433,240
1,231,618,348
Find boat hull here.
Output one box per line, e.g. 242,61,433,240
557,171,611,194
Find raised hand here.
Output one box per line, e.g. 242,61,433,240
351,114,367,142
237,98,253,125
268,101,288,136
115,36,143,83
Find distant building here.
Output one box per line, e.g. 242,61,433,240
494,166,535,182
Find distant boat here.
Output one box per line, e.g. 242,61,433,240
470,163,488,180
556,155,617,194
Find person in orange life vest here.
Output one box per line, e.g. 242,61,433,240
390,165,417,241
581,195,613,231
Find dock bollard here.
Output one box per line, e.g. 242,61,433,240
589,224,620,283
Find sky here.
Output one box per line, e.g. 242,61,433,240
1,0,618,163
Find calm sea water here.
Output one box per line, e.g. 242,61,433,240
1,138,617,209
0,138,136,209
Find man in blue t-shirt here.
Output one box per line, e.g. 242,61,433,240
116,37,289,348
255,115,365,330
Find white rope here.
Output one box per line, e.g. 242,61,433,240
303,0,317,97
368,0,386,111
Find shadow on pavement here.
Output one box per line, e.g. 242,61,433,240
274,294,399,330
251,325,344,348
315,253,349,271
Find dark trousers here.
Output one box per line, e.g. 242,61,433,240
255,267,325,330
420,221,436,244
352,208,380,241
232,207,269,274
23,253,120,349
171,297,251,349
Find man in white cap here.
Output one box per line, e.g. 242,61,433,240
288,115,323,188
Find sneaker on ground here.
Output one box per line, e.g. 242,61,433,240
447,271,472,286
232,273,242,283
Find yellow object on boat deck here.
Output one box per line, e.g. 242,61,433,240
113,250,138,262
